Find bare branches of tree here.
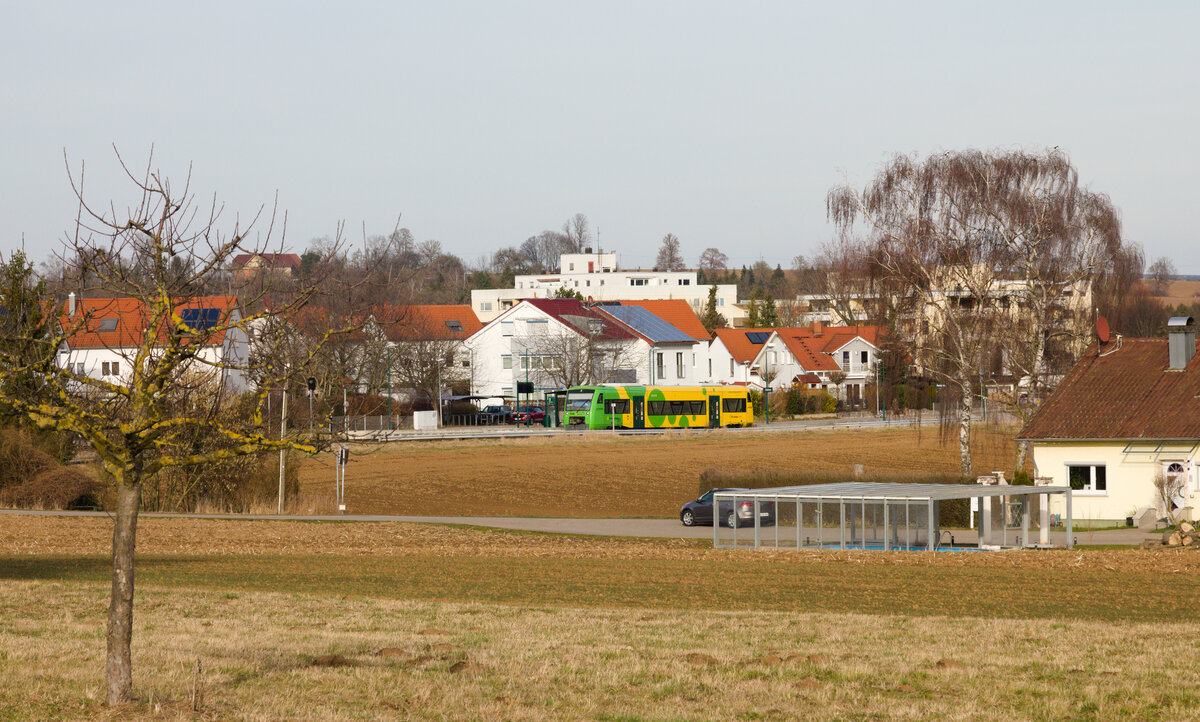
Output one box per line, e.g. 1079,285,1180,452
698,247,728,272
654,233,685,271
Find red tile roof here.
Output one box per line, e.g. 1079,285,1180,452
712,328,774,363
777,334,842,371
616,300,710,341
62,296,238,349
522,299,636,340
1018,337,1200,440
378,305,482,341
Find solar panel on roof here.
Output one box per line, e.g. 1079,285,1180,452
445,320,464,332
600,305,693,343
180,307,220,331
745,331,771,344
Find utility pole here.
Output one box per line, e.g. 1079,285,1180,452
277,387,287,515
386,343,392,430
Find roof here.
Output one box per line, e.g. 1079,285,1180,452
794,373,822,385
1019,337,1200,441
522,299,635,340
378,305,482,341
776,332,842,372
596,305,694,344
615,300,710,341
712,328,775,363
232,253,301,271
713,481,1070,501
62,296,238,349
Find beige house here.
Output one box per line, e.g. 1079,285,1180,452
1018,317,1200,526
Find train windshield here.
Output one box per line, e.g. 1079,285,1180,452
567,389,595,411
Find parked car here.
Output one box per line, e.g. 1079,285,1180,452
510,406,545,425
680,488,776,528
479,405,513,424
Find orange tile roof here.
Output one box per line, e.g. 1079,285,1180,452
62,296,238,349
712,328,775,363
777,334,841,371
616,299,710,341
378,304,482,341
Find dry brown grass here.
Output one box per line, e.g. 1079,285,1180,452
296,425,1020,518
2,580,1198,720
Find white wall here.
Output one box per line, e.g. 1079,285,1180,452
1032,441,1200,524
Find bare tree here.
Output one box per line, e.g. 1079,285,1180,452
1148,257,1176,295
815,236,872,325
829,151,1017,476
654,233,685,271
377,306,469,406
513,329,639,389
0,150,351,705
698,247,728,272
562,213,591,253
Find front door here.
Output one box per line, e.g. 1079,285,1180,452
708,396,721,428
1164,461,1188,510
631,395,644,429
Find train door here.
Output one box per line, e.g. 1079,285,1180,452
631,395,645,429
708,396,721,428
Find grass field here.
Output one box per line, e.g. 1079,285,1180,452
295,425,1020,518
3,516,1200,719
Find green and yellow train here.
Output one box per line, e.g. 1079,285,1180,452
564,385,753,430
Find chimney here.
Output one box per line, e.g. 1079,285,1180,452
584,247,592,254
1168,316,1196,370
812,319,823,337
68,292,77,317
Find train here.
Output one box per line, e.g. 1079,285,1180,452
563,385,754,430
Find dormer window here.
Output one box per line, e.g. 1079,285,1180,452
97,318,118,332
445,320,464,333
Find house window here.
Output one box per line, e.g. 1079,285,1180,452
74,362,85,375
631,278,647,286
676,352,685,378
501,321,513,337
717,298,724,307
480,302,493,311
101,361,120,376
678,279,690,286
586,280,590,287
842,351,850,368
729,359,734,375
569,263,574,271
445,320,464,333
656,353,665,379
708,358,712,376
1068,464,1106,493
97,318,118,332
502,356,512,370
861,350,869,365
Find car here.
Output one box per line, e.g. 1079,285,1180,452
479,405,513,424
680,488,776,528
510,406,545,425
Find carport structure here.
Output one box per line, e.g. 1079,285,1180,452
713,482,1074,551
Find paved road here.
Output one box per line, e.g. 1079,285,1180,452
2,508,1152,546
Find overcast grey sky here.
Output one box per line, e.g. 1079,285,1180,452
2,1,1197,272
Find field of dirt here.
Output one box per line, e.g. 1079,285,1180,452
295,425,1021,517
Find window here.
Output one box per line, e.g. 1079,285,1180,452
722,396,747,413
708,359,712,376
861,350,869,364
676,352,685,378
648,399,706,416
717,298,724,307
1068,464,1106,493
502,356,512,370
656,353,665,379
480,302,493,311
600,280,604,286
729,359,734,375
678,279,690,286
842,351,850,368
586,280,590,287
501,321,513,337
74,362,85,375
461,359,470,367
631,278,648,287
445,320,464,333
603,399,630,414
569,263,575,271
101,361,120,376
97,318,119,332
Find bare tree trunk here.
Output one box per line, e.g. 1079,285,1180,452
1013,439,1029,476
958,381,973,477
107,480,141,706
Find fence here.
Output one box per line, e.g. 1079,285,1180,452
331,415,413,432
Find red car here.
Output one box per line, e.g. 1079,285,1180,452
510,406,545,425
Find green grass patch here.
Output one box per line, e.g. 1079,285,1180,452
1,553,1191,623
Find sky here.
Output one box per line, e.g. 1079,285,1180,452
2,1,1198,273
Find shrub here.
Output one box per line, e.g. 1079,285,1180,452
0,466,99,509
0,428,96,509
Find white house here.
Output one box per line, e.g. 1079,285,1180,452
753,323,883,402
470,251,738,323
704,328,771,388
58,294,252,393
464,298,710,400
1019,317,1200,525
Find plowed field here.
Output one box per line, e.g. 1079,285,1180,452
296,425,1019,517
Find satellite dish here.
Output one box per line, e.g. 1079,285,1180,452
1096,315,1111,344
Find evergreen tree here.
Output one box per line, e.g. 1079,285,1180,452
761,291,780,327
747,287,762,327
553,286,584,300
700,285,727,333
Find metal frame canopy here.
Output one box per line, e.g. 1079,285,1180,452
712,482,1074,551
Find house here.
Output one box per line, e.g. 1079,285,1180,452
375,304,483,402
470,250,738,323
232,253,302,280
464,298,707,400
754,323,883,403
57,294,251,393
1018,317,1200,525
704,328,773,388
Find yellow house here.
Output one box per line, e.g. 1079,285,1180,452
1018,318,1200,526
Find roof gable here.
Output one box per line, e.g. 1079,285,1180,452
1019,338,1200,440
522,299,635,340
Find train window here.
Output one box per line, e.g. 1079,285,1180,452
722,397,747,413
603,399,629,414
648,400,668,415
